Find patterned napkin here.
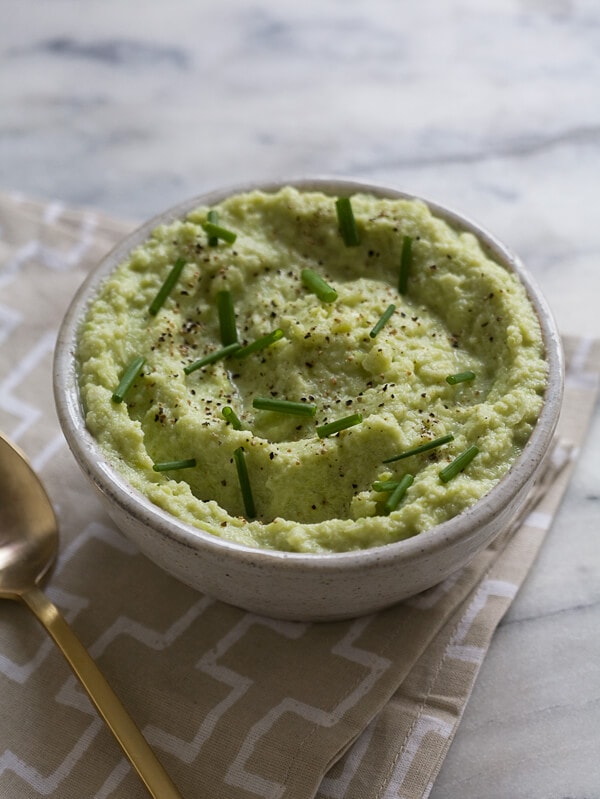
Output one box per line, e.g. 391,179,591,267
1,191,598,799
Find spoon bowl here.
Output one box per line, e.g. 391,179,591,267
0,432,183,799
0,434,57,597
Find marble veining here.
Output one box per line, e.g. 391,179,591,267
12,36,191,69
1,1,600,796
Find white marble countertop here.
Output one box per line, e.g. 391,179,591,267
2,1,599,796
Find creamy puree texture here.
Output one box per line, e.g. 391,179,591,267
78,187,547,553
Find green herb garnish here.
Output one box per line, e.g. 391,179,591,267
398,235,413,294
301,268,338,303
446,370,476,385
234,447,256,519
335,197,360,246
316,413,363,439
439,445,479,483
184,342,240,375
149,258,186,316
252,397,317,417
383,433,455,464
202,220,237,245
236,329,284,358
369,304,396,338
207,210,220,246
372,479,400,493
111,355,146,403
152,458,197,472
384,474,414,514
222,406,243,430
217,290,238,346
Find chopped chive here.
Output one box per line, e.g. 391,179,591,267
372,480,400,493
184,342,240,375
383,433,455,464
207,210,220,246
252,397,317,417
398,235,413,294
236,328,284,358
149,258,186,316
202,220,237,245
439,445,479,483
301,268,338,303
234,447,256,519
446,370,476,385
316,412,363,439
152,458,197,472
384,474,414,514
217,290,238,345
222,406,243,430
335,196,360,246
369,304,396,338
111,356,146,403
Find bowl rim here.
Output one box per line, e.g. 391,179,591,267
53,176,564,572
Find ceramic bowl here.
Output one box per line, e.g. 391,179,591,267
53,178,563,621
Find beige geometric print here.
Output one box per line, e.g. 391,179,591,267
1,191,597,799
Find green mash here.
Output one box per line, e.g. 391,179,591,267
78,187,547,553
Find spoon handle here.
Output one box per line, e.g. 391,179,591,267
21,584,184,799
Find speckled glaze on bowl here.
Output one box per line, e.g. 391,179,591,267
53,178,563,622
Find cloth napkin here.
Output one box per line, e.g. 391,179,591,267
0,190,598,799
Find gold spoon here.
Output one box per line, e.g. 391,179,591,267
0,432,183,799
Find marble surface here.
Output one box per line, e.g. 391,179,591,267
1,1,599,796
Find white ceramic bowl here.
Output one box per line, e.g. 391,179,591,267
54,178,563,621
